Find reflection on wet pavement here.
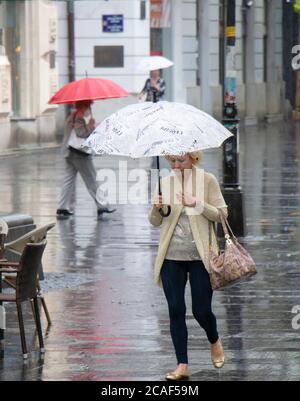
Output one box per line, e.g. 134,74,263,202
1,122,300,381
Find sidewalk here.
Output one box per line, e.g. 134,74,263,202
0,121,300,381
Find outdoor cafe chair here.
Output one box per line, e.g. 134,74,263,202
1,222,55,325
0,240,47,359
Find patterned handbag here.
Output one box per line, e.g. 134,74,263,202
209,211,257,290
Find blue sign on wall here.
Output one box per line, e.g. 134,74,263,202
102,15,124,33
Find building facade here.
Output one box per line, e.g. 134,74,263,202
0,0,59,153
56,0,284,127
0,0,294,152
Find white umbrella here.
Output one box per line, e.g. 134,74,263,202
136,56,174,72
86,101,233,158
85,101,232,216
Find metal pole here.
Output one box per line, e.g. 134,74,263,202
66,0,75,115
222,0,245,236
67,0,75,83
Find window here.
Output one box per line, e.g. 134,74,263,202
94,46,124,68
140,0,146,20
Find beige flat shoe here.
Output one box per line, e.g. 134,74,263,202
165,371,190,381
211,339,225,369
212,356,225,369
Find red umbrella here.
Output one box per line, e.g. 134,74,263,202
48,77,128,104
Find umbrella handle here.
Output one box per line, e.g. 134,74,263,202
159,205,171,217
156,156,171,217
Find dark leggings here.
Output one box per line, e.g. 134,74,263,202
161,259,219,364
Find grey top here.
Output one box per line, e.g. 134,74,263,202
165,209,201,261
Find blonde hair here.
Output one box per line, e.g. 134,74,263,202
188,151,202,165
165,151,202,166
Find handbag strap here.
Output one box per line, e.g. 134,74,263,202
209,209,237,249
218,210,237,241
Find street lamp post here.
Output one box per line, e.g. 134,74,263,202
222,0,245,236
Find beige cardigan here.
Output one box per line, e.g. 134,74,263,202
149,167,228,285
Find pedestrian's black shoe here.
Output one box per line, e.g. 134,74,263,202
56,209,74,217
97,208,116,217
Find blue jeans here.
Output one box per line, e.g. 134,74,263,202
161,259,219,364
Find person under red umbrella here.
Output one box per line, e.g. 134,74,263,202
56,99,116,218
50,76,128,219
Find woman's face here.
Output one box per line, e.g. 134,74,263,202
168,155,193,171
151,70,160,79
76,105,90,117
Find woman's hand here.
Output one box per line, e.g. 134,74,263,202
176,191,203,208
150,79,160,91
154,195,164,210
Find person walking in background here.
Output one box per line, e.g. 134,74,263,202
56,100,116,219
149,151,226,380
139,69,166,102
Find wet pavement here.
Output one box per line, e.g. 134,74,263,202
1,121,300,381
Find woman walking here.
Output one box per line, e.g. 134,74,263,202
138,69,165,102
57,100,116,218
149,151,227,380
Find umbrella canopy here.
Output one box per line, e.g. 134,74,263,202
85,101,233,158
48,77,128,104
136,56,174,72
